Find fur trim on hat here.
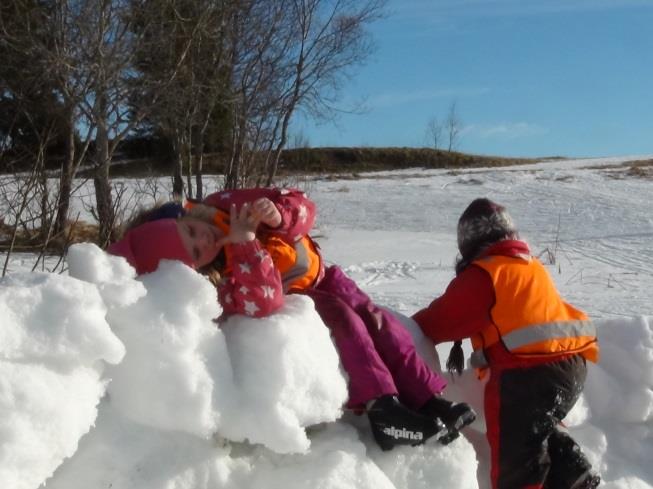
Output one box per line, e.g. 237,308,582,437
456,198,517,262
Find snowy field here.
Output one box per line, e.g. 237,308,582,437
1,154,652,489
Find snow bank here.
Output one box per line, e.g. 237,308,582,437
1,242,652,488
218,295,348,452
576,316,653,485
66,243,349,452
0,271,124,489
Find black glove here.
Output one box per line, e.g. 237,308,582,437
446,340,465,376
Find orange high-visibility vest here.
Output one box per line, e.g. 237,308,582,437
469,255,599,369
263,235,323,292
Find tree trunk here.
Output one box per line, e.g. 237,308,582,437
55,116,76,236
225,124,243,190
94,119,115,247
37,151,49,242
195,150,204,200
172,142,185,199
224,148,240,190
267,113,291,187
185,140,193,199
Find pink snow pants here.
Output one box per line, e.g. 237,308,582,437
300,265,447,409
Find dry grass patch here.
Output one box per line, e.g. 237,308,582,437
0,220,99,254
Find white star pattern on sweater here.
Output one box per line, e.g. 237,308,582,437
244,300,259,316
219,193,232,199
254,250,267,261
280,189,290,195
298,204,308,224
261,285,275,299
239,262,252,274
224,294,233,304
239,285,250,295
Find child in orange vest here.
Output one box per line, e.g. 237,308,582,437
413,198,600,489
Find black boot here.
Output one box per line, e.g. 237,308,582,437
571,472,601,489
419,396,476,445
367,395,446,451
545,428,599,489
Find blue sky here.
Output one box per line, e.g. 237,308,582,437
294,0,653,158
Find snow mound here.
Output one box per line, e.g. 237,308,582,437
2,243,652,488
0,271,124,489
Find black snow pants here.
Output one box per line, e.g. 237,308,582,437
485,354,594,489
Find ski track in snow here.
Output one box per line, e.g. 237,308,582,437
344,261,420,286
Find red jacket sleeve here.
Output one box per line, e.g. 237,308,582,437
217,240,283,318
412,266,496,344
202,188,316,243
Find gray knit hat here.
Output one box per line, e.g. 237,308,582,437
457,198,517,260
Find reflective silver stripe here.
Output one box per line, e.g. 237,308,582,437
471,320,595,369
280,240,310,292
502,320,596,351
470,350,488,368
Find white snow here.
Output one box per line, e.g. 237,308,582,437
1,155,652,488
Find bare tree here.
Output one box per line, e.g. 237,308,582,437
445,100,461,152
426,116,443,150
222,0,287,189
1,168,42,276
0,0,87,241
263,0,386,185
2,0,387,252
222,0,386,189
0,109,66,275
0,0,97,271
64,0,206,244
47,1,96,238
134,0,231,200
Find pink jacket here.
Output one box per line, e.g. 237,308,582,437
203,188,318,319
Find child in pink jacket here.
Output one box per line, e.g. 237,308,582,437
108,187,475,450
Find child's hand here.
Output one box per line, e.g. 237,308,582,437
224,203,259,244
251,198,282,228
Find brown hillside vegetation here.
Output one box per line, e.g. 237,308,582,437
0,147,555,256
276,147,548,175
102,146,554,178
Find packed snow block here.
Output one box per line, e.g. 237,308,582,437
584,316,653,423
0,272,125,489
0,362,107,489
70,244,228,437
78,245,347,453
45,403,396,489
573,316,653,480
101,261,229,437
226,423,397,489
0,272,125,370
219,294,348,454
68,242,147,309
43,401,232,489
371,435,479,489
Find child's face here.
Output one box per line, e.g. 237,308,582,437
176,218,225,268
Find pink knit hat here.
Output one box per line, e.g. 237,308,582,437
107,219,193,275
